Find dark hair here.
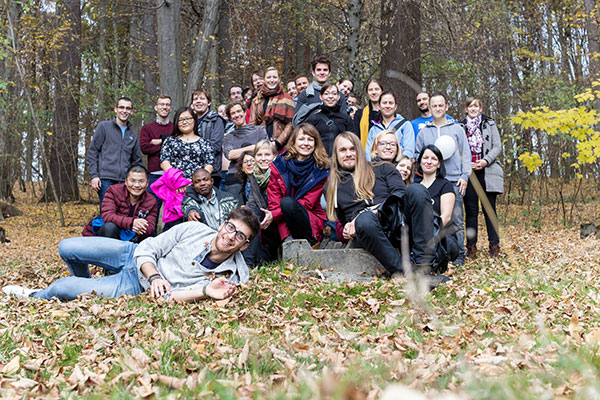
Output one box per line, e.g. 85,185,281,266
192,167,211,178
116,96,132,107
171,106,198,137
156,94,171,103
190,88,211,105
416,91,429,100
229,85,242,96
416,144,446,179
365,79,383,94
236,151,255,183
311,56,331,72
225,101,247,119
430,92,447,105
126,164,149,179
251,70,264,90
295,73,309,82
337,78,354,87
466,97,482,109
228,207,260,241
320,82,338,96
379,90,396,103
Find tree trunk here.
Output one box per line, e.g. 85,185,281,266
217,0,232,100
347,0,362,93
45,0,81,202
157,0,184,108
380,0,421,119
185,0,221,103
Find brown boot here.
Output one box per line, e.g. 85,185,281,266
489,244,500,257
466,244,477,259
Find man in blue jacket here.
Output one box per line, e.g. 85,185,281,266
87,97,142,207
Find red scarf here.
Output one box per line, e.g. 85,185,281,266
261,85,295,126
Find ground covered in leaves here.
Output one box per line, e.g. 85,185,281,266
1,198,600,399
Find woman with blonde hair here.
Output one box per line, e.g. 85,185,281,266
267,123,329,245
249,67,295,150
370,129,402,163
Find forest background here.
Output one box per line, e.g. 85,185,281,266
1,0,600,215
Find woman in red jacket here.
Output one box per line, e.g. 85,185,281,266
267,123,329,245
82,165,158,242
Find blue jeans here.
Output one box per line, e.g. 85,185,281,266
451,184,466,264
32,237,143,301
99,179,120,210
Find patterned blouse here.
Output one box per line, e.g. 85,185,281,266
160,136,215,179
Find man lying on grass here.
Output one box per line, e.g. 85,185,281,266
2,208,260,302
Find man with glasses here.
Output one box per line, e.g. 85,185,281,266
87,96,143,206
3,208,260,302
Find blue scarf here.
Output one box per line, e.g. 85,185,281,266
273,155,329,200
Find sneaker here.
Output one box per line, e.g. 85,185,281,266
489,244,500,257
2,285,38,298
427,274,452,290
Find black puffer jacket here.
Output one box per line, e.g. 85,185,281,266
305,104,355,156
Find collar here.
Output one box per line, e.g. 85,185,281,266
156,119,170,125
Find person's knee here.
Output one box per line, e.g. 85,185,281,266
405,184,429,204
354,211,379,235
98,222,120,239
280,197,296,214
58,238,81,260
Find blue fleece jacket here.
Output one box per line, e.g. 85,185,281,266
365,114,415,160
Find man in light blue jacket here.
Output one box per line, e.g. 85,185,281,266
416,92,471,265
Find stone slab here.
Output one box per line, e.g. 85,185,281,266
282,239,384,283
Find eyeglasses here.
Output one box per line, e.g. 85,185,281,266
178,117,195,124
243,159,255,165
377,141,397,148
223,221,249,243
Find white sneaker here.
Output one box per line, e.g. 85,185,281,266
2,285,38,298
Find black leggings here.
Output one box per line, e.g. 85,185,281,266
280,197,317,245
464,169,499,246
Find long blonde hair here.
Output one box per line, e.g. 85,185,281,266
369,129,402,162
326,132,375,221
285,123,330,168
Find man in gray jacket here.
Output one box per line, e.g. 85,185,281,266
416,92,471,266
3,208,260,302
87,97,142,206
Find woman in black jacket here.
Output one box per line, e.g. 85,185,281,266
305,82,355,156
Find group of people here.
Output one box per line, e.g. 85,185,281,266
2,55,505,303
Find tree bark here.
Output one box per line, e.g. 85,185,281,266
380,0,421,119
347,0,362,93
185,0,221,103
45,0,81,202
217,0,232,100
157,0,184,108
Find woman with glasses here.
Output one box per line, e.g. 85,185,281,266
235,151,256,204
160,107,215,179
304,82,355,156
370,130,402,164
267,123,330,246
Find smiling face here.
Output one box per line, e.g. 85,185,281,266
429,95,448,120
191,169,213,197
241,154,255,176
312,63,330,85
420,148,440,176
397,159,412,182
466,100,482,119
335,136,357,171
154,98,171,119
375,133,399,161
287,81,297,97
252,73,264,91
379,94,397,119
229,104,246,128
254,146,275,171
125,171,148,198
177,110,195,135
114,99,133,124
191,92,210,116
367,82,383,103
264,69,280,90
337,79,353,97
295,76,310,93
215,218,252,253
320,85,340,108
294,130,315,161
416,92,429,113
229,86,243,102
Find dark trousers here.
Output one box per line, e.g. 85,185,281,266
242,207,280,267
224,173,244,205
280,197,316,245
97,222,121,239
464,169,499,246
99,179,120,210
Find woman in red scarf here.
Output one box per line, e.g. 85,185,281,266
249,67,295,151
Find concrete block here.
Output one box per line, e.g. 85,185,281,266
282,239,384,283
